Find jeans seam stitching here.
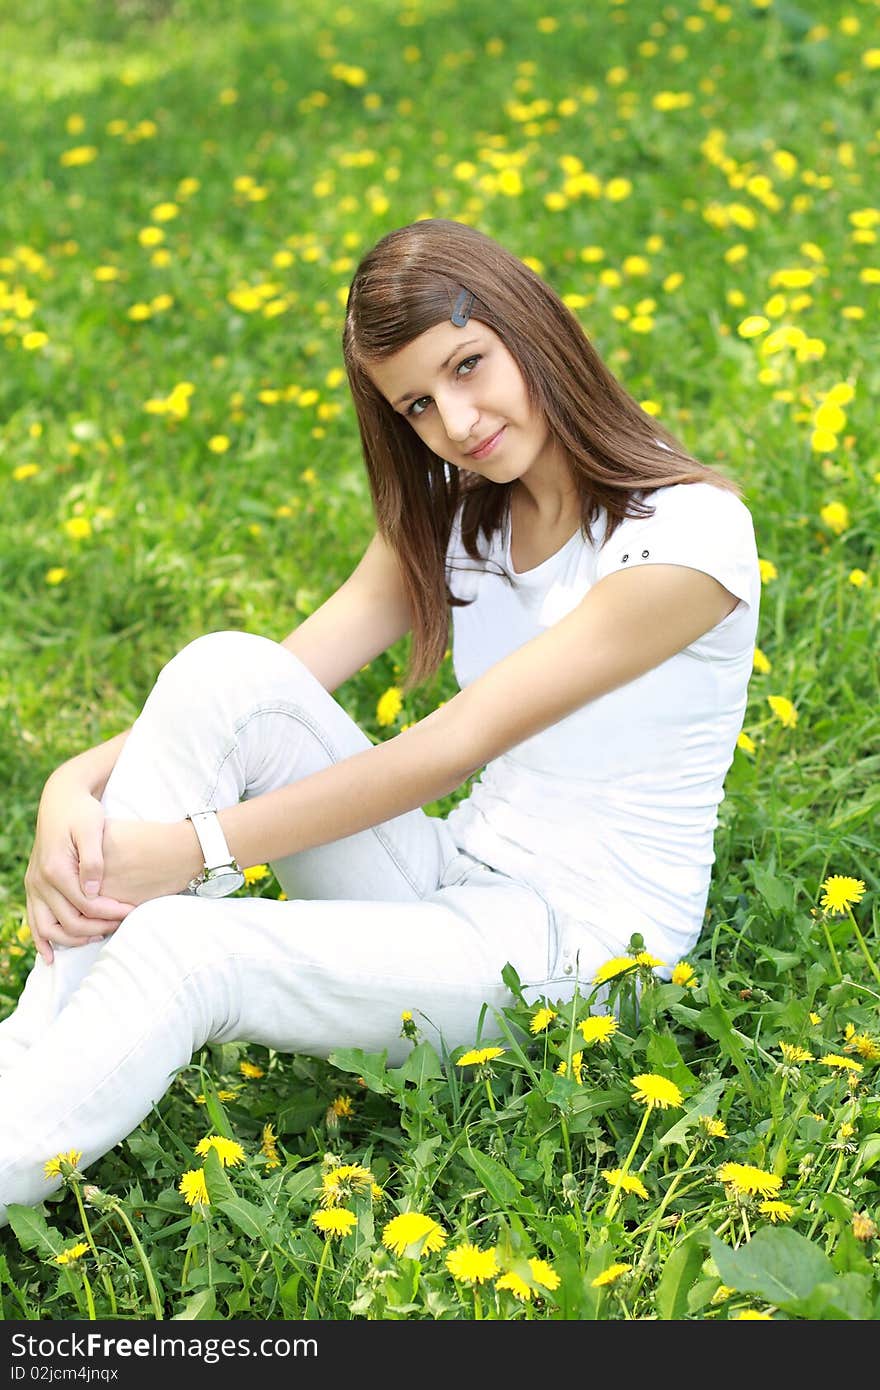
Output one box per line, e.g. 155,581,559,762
197,701,429,898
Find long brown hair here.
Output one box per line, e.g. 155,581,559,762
343,218,738,688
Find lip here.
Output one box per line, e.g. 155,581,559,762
467,426,505,460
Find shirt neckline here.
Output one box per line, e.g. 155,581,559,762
502,515,584,581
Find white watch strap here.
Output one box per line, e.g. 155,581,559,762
187,810,238,871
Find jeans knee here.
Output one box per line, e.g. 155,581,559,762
156,631,303,708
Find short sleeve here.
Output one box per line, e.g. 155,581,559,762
594,482,760,614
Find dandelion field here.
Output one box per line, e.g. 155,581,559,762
1,0,879,1323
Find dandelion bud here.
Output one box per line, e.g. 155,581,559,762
852,1211,877,1242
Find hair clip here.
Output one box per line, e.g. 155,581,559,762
451,288,475,327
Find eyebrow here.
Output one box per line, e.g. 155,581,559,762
392,337,480,408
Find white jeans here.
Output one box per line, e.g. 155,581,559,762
0,631,569,1222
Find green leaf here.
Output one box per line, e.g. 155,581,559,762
746,860,796,914
284,1162,323,1207
462,1148,534,1213
6,1205,63,1259
392,1041,444,1088
785,1273,874,1321
326,1047,390,1094
202,1148,235,1206
710,1227,835,1305
217,1197,270,1241
644,1030,700,1095
173,1288,217,1319
659,1077,727,1148
566,1086,632,1133
655,1234,707,1320
853,1135,880,1178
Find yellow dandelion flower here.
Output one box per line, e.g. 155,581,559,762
768,695,798,728
737,315,770,339
311,1208,357,1238
495,1270,532,1301
780,1042,814,1064
820,501,850,534
737,731,756,755
456,1046,505,1068
376,686,403,726
717,1162,782,1198
578,1015,618,1045
819,875,865,914
819,1054,863,1073
700,1116,728,1139
382,1211,447,1258
44,1150,83,1180
45,567,68,585
556,1050,584,1084
261,1123,281,1169
208,435,230,454
752,647,771,674
13,463,39,480
320,1164,375,1207
194,1135,245,1168
330,1095,355,1118
243,863,270,884
852,1211,877,1241
593,955,639,985
60,145,98,167
239,1060,265,1079
631,1073,684,1110
591,1262,631,1287
760,1200,794,1223
63,517,92,541
529,1257,560,1291
530,1006,557,1034
55,1242,89,1266
178,1168,210,1206
605,177,632,201
445,1243,499,1283
758,558,778,583
602,1168,649,1199
849,569,868,588
671,962,698,988
843,1030,880,1063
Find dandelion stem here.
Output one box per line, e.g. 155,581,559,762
81,1267,97,1321
108,1199,164,1320
846,906,880,989
312,1236,332,1310
71,1184,117,1316
633,1144,700,1285
605,1105,652,1222
818,913,844,981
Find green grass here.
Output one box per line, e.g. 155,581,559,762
0,0,878,1321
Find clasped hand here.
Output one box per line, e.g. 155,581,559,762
25,790,195,965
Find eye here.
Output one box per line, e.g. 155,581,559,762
456,354,481,377
406,396,432,418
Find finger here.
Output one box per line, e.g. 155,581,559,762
76,823,105,899
68,891,136,922
25,895,58,965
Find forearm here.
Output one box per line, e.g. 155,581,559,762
49,730,131,799
215,705,480,872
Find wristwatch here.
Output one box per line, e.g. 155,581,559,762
185,811,246,898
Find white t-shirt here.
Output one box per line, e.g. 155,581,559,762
443,481,760,969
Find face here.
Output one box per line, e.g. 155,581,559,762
368,321,556,485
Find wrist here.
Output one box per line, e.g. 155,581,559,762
179,819,205,883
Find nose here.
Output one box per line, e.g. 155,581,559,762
435,392,478,445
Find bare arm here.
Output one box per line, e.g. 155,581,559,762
98,563,738,902
280,530,413,692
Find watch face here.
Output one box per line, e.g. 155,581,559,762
195,869,246,899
